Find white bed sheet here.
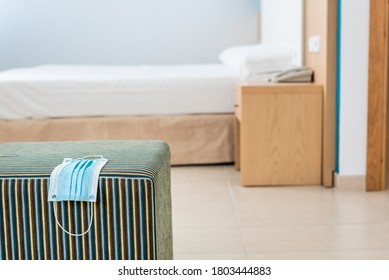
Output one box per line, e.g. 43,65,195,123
0,64,238,120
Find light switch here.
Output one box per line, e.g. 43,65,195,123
308,36,320,53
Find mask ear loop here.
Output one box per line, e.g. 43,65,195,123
53,202,93,237
78,155,104,160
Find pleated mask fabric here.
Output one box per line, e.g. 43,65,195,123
48,156,108,203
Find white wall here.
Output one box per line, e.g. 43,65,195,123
0,0,259,71
338,0,370,176
260,0,304,65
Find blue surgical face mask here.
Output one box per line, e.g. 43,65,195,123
48,155,108,202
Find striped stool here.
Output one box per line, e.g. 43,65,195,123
0,141,172,260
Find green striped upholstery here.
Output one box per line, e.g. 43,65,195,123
0,141,172,260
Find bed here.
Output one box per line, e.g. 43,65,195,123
0,64,238,165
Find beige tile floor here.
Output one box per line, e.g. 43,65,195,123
171,165,389,260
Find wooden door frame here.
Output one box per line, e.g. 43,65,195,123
304,0,338,187
366,0,389,191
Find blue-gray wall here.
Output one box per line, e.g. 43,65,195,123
0,0,259,70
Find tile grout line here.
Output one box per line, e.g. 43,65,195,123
223,166,249,259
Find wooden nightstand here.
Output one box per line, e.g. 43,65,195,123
234,82,323,186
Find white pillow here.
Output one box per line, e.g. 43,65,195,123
219,44,297,80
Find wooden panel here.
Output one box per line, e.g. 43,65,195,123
234,117,241,170
366,0,389,191
240,85,323,186
234,86,242,170
238,82,323,94
235,86,242,122
304,0,337,187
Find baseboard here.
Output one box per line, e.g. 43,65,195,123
334,173,366,191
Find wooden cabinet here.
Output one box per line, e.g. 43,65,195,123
235,82,323,186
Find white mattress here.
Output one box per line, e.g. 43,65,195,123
0,64,238,120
